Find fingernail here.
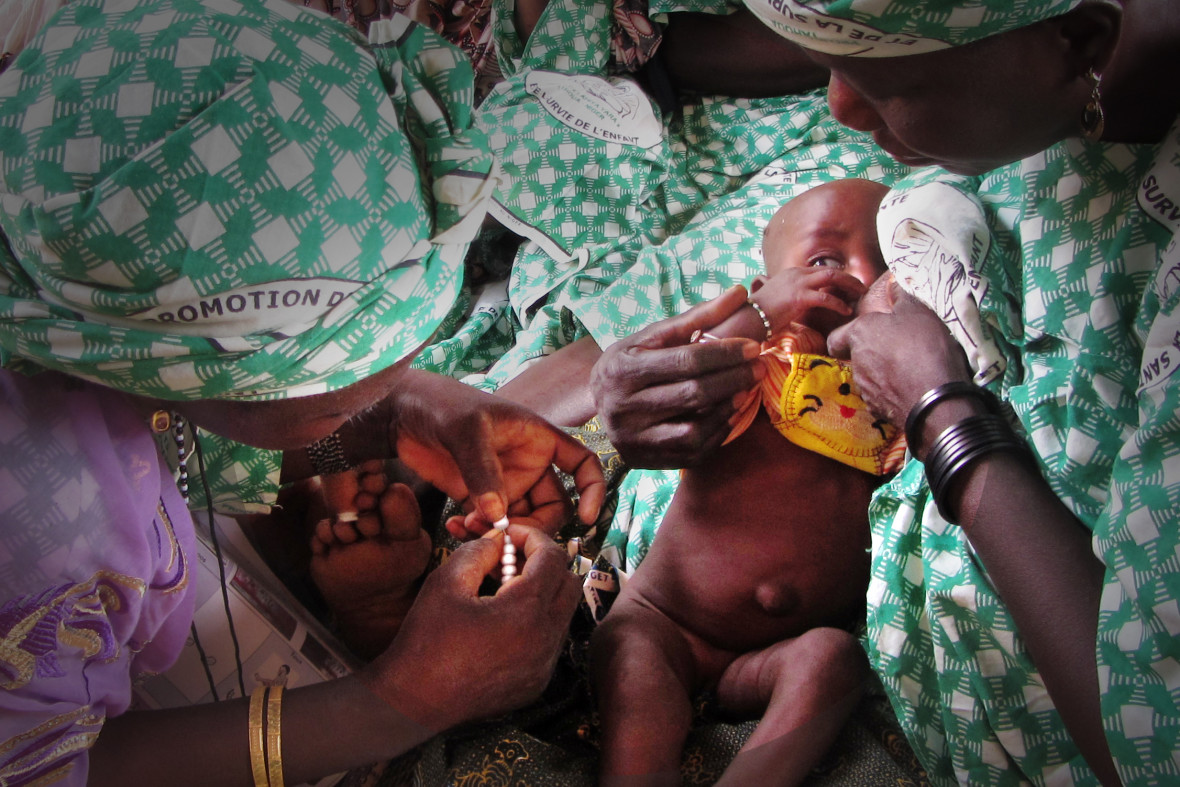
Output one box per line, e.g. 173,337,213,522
752,362,767,380
742,341,761,360
477,492,505,520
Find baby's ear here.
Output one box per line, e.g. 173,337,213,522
749,274,770,293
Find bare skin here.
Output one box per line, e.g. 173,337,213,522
309,462,434,660
89,524,582,787
508,2,828,101
792,4,1180,783
592,180,890,786
85,362,603,785
658,10,829,99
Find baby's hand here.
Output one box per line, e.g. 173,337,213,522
749,267,869,337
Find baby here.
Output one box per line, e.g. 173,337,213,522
591,178,901,786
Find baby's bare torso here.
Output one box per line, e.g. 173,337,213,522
626,411,879,654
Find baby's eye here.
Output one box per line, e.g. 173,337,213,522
808,255,844,269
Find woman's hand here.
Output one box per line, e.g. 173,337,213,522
359,525,582,732
589,286,763,469
827,288,973,430
391,370,605,536
90,525,583,787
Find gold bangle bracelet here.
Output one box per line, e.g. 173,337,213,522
248,686,270,787
266,685,285,787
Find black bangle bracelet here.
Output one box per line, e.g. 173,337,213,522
925,413,1031,523
905,381,998,449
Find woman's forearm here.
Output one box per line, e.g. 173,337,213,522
941,446,1119,784
88,676,433,787
496,336,602,427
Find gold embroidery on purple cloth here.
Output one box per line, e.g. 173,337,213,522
0,571,145,690
154,500,190,595
0,706,102,784
128,451,153,487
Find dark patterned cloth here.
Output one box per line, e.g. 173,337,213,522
316,0,664,103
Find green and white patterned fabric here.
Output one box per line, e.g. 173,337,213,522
0,0,491,402
418,0,674,391
741,0,1099,57
577,92,911,570
0,0,493,510
864,120,1180,784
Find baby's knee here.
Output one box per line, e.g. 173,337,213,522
591,610,666,672
589,606,695,693
789,627,867,691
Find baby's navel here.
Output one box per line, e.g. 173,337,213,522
754,581,799,617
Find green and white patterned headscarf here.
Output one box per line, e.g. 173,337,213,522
742,0,1107,57
0,0,493,401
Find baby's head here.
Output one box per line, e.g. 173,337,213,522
762,178,889,283
757,177,890,335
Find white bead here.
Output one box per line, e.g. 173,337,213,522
503,542,516,554
492,516,510,531
501,553,516,566
501,563,517,577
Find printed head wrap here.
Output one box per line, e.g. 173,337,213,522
0,0,494,401
742,0,1107,57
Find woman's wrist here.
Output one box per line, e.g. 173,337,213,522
280,397,397,482
924,412,1032,522
906,382,992,461
279,676,436,783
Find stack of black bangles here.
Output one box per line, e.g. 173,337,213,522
905,381,1032,523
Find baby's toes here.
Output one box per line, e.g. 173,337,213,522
380,482,423,541
310,518,334,555
360,471,388,497
356,512,383,538
331,514,361,544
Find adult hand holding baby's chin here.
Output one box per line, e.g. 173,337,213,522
590,286,762,469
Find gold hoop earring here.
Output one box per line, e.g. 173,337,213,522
1081,68,1105,141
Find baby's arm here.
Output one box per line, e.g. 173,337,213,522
708,268,868,342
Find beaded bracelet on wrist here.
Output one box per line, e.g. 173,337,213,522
746,298,773,343
306,432,351,476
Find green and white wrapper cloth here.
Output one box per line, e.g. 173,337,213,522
416,0,674,391
863,121,1180,784
0,0,494,510
741,0,1098,57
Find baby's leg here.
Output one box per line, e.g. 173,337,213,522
310,461,433,660
713,627,867,787
590,597,700,787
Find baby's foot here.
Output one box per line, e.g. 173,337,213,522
310,465,433,659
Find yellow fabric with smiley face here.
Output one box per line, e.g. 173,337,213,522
724,331,907,476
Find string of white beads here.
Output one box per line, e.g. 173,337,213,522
493,517,516,583
173,413,189,502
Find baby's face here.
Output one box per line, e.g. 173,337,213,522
759,179,890,335
761,179,888,294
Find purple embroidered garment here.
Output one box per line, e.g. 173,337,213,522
0,369,196,785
